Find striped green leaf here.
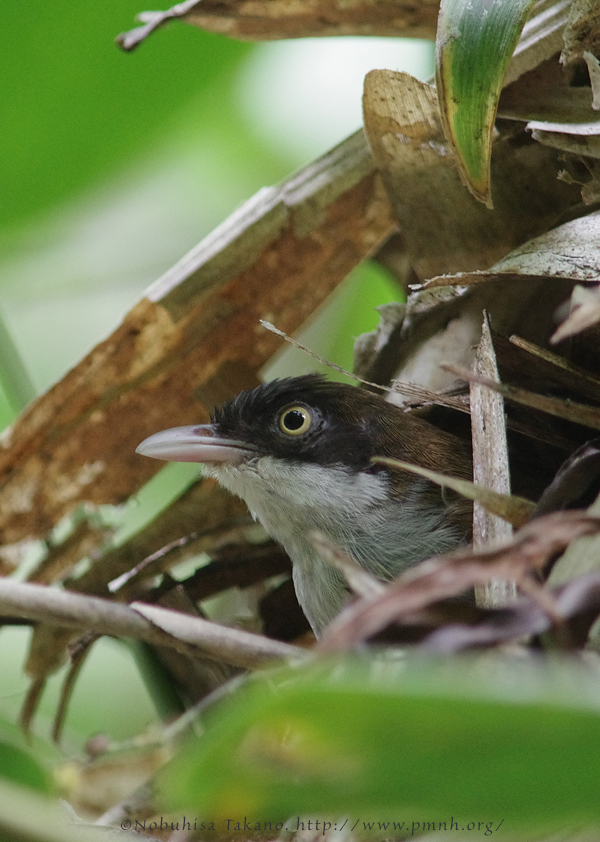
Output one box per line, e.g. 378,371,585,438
436,0,537,206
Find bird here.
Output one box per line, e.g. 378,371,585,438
136,375,472,635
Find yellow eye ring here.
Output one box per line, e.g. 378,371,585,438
279,405,312,436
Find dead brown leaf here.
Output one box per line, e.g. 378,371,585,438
425,570,600,653
499,54,600,162
362,71,580,281
500,57,597,125
423,210,600,289
505,334,600,405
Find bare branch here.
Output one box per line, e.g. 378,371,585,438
0,580,305,670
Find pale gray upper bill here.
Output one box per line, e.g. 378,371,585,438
136,424,258,464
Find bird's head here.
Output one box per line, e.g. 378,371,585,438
136,374,470,504
138,375,396,471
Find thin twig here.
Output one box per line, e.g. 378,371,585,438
261,320,468,411
0,580,305,670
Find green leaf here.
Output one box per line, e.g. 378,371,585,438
0,309,37,417
0,740,51,794
0,716,55,795
435,0,537,206
159,656,600,833
0,1,250,236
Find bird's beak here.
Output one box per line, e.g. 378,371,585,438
136,424,258,464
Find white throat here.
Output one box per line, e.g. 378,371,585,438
205,456,462,634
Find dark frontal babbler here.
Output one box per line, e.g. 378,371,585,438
137,375,473,634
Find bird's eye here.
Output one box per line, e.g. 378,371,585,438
279,405,312,436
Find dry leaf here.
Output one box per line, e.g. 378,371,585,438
362,70,581,404
425,571,600,652
499,55,600,159
425,209,600,288
505,334,600,405
500,57,598,124
362,70,580,280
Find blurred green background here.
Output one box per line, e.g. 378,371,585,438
0,1,433,744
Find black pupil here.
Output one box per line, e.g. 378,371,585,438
284,410,306,431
